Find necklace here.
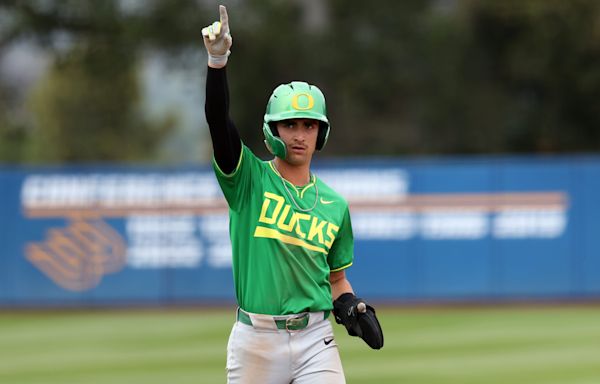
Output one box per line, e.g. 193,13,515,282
273,161,319,213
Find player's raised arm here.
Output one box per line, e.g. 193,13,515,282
203,5,241,175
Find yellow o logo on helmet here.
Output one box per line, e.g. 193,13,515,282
291,93,314,110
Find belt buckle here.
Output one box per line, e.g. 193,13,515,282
285,314,307,331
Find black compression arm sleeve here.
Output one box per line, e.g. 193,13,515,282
205,66,242,175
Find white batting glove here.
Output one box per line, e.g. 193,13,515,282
202,5,232,68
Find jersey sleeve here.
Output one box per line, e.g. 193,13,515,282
213,145,263,212
327,206,354,272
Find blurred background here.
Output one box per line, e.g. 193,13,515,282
1,1,600,383
2,0,600,163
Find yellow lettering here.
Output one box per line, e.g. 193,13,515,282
294,213,310,239
277,205,297,231
308,217,326,244
324,223,339,248
256,191,342,252
259,192,284,224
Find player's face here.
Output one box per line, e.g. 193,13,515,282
276,119,319,166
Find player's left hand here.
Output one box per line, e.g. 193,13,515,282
333,293,384,349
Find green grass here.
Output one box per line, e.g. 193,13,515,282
1,306,599,383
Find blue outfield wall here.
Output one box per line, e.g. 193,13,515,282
1,155,599,307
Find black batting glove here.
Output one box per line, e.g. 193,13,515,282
333,292,365,336
333,292,384,349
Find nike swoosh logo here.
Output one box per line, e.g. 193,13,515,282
320,198,334,205
324,337,334,345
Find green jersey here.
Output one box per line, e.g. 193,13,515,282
213,145,354,315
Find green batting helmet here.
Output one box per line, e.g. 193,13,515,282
263,81,330,158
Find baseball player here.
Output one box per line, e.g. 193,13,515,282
202,5,383,383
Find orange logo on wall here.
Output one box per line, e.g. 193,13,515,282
26,218,127,291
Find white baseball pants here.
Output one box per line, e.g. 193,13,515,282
226,309,346,384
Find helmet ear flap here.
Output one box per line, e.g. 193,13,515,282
316,123,330,151
262,123,287,158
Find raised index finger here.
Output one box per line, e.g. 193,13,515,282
219,5,229,32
